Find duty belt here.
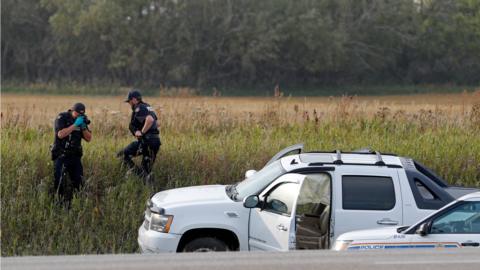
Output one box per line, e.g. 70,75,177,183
144,133,159,139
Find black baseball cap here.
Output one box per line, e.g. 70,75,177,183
72,103,86,114
125,89,142,102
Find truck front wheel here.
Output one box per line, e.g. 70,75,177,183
183,237,229,252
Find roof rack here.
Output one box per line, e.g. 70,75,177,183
375,151,386,166
308,162,402,169
353,147,374,154
305,149,401,168
333,150,343,164
304,150,398,156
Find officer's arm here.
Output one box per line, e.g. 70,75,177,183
141,115,155,134
56,115,75,139
57,125,76,139
82,129,92,142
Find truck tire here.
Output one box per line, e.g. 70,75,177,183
183,237,229,252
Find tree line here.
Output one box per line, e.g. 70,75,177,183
2,0,480,90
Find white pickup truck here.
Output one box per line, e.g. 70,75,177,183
138,144,477,252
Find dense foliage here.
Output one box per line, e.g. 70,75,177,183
2,0,480,90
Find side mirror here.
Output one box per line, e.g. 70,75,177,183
416,223,429,236
245,170,257,178
243,195,260,208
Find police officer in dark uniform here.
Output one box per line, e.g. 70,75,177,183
51,103,92,202
121,89,161,181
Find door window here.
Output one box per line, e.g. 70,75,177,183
431,202,480,234
264,182,298,216
342,176,395,210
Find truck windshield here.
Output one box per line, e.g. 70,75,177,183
233,160,286,200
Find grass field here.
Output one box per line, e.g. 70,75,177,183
1,92,480,256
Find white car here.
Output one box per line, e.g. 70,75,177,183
138,144,478,252
333,192,480,251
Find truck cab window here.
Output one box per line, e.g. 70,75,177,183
415,179,437,200
342,176,395,210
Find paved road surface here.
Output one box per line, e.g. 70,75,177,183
3,249,479,270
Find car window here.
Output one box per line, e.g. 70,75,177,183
415,179,436,200
264,182,299,216
431,201,480,234
235,160,286,200
342,176,395,210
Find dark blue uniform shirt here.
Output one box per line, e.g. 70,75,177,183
53,111,85,157
129,102,159,136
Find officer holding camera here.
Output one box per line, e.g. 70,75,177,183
51,103,92,202
120,89,161,182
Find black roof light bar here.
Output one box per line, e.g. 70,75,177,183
333,150,343,164
375,151,386,166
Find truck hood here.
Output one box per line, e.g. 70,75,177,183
151,185,230,209
336,226,404,241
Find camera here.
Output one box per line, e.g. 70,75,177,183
81,114,91,125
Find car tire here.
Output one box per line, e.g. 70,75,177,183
183,237,229,252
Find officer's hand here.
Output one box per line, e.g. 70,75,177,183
135,130,143,138
74,116,85,127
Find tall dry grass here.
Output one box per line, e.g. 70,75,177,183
2,92,479,129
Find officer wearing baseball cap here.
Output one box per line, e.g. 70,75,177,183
120,89,161,183
51,102,92,203
124,89,142,102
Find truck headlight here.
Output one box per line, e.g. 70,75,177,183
150,213,173,233
332,240,353,251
